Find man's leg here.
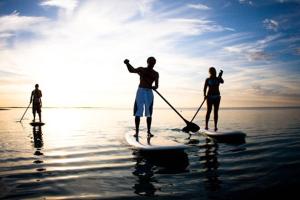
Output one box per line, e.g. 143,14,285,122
134,116,140,137
38,112,42,122
146,117,153,137
33,107,36,122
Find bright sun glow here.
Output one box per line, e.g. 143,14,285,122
0,0,300,107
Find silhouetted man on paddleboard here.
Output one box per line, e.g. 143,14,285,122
124,57,159,137
30,84,42,122
204,67,224,131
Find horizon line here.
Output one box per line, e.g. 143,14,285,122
1,106,300,110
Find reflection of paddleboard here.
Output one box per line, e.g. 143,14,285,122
30,122,45,126
201,129,246,143
125,132,188,151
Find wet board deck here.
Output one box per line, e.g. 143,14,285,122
125,132,188,151
30,122,45,126
201,129,246,143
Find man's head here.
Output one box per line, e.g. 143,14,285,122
147,57,156,69
35,84,39,89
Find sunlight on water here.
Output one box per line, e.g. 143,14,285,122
0,108,300,199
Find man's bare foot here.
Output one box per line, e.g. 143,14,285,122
147,132,154,137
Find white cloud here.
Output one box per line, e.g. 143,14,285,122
187,3,211,10
239,0,254,6
0,11,47,33
0,0,299,107
0,0,232,107
223,34,281,61
248,51,271,61
263,18,279,31
276,0,300,3
40,0,78,11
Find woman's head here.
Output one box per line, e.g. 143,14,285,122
209,67,217,77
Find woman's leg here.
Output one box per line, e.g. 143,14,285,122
213,97,221,131
206,99,213,130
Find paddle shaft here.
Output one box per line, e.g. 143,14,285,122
19,102,31,122
190,98,206,122
153,89,188,123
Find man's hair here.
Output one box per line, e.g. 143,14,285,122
35,84,39,88
147,57,156,65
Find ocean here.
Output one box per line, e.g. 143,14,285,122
1,107,300,199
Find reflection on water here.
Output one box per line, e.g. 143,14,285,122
0,108,300,199
132,150,189,196
201,138,221,191
32,126,46,172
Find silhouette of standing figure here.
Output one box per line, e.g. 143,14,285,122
124,57,159,137
204,68,224,131
30,84,42,122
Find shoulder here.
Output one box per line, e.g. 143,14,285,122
136,67,145,72
153,69,159,77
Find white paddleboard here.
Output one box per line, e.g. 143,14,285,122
201,129,246,143
125,132,188,151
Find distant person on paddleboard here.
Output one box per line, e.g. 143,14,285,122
30,84,42,122
204,67,224,131
124,57,159,138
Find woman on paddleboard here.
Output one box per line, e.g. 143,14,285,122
204,67,224,131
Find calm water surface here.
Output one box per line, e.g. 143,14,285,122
1,108,300,199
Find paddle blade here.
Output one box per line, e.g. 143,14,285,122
182,122,200,133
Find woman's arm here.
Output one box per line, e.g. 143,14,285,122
204,79,208,97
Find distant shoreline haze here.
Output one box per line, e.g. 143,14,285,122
1,106,300,110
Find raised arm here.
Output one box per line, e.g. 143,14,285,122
218,70,224,84
124,59,139,73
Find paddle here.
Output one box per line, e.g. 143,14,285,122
182,98,206,133
191,98,206,122
153,89,200,132
18,102,31,122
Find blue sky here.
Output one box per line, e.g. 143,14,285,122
0,0,299,107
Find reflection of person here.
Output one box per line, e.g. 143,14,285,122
124,57,159,137
132,154,156,197
30,84,42,122
204,67,224,131
32,126,46,172
33,126,43,149
203,138,221,191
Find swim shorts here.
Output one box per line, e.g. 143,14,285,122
133,87,154,117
